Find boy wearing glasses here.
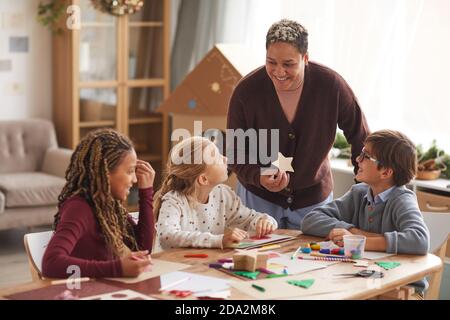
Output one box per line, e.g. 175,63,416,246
301,130,430,293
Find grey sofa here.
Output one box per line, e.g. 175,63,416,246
0,119,72,230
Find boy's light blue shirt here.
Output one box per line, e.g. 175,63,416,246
301,183,430,293
365,186,396,206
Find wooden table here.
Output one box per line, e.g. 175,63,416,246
0,230,443,300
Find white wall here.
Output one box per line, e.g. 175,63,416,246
280,0,450,152
0,0,52,120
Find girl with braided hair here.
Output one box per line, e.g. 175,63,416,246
42,128,155,278
154,136,277,252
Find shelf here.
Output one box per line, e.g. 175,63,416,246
79,120,115,128
129,22,164,28
79,81,119,88
129,117,162,125
81,22,115,28
138,153,162,162
126,79,166,87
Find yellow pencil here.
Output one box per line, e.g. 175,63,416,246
291,244,302,260
258,244,282,251
50,277,91,285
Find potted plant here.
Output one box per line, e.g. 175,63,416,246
416,140,448,180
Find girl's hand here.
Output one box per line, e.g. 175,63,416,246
260,170,290,193
136,160,155,189
255,218,276,238
222,227,248,248
120,250,153,277
327,228,353,247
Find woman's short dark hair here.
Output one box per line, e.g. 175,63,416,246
266,19,308,55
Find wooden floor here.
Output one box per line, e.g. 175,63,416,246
0,226,51,289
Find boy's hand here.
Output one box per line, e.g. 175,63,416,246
120,250,153,277
327,228,353,247
222,227,248,248
136,159,155,189
255,218,276,238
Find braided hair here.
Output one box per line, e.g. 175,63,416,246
54,128,139,256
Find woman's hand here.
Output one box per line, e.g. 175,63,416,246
136,159,155,189
222,227,248,248
260,170,290,192
120,250,153,277
255,218,276,238
327,228,353,247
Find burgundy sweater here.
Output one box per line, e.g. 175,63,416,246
227,63,370,210
42,187,154,278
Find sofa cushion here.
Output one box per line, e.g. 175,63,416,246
0,119,58,174
0,172,65,208
0,191,4,213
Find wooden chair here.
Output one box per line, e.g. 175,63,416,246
23,231,53,281
422,211,450,300
373,211,448,300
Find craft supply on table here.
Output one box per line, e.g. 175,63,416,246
298,255,355,263
233,271,260,280
251,284,266,292
286,279,315,289
333,270,384,279
184,253,209,258
301,247,312,253
159,277,191,291
266,273,289,279
375,261,401,270
258,244,282,251
353,260,370,267
51,277,91,286
218,258,233,263
310,243,321,250
343,235,366,259
291,244,302,260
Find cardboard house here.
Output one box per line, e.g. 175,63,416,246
157,44,261,189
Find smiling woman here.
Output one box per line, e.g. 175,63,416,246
227,19,370,230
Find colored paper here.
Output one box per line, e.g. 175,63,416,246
233,271,260,280
375,261,401,270
287,279,315,289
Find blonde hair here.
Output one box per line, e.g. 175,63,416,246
154,136,215,221
54,128,139,257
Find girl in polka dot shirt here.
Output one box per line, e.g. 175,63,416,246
154,136,277,251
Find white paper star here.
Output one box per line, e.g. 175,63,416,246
272,152,294,172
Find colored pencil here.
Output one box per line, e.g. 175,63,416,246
184,253,209,258
251,284,266,292
298,256,354,263
51,277,91,285
290,244,302,260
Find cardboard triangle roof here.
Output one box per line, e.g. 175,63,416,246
157,43,261,116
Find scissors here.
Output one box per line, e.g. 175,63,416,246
334,269,384,279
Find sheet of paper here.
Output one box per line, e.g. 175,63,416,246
363,251,395,260
237,233,296,249
160,271,230,294
268,254,337,275
105,259,190,284
81,289,155,300
230,275,346,299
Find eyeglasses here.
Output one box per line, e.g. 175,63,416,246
357,150,380,164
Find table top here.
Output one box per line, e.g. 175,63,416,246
0,230,443,300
